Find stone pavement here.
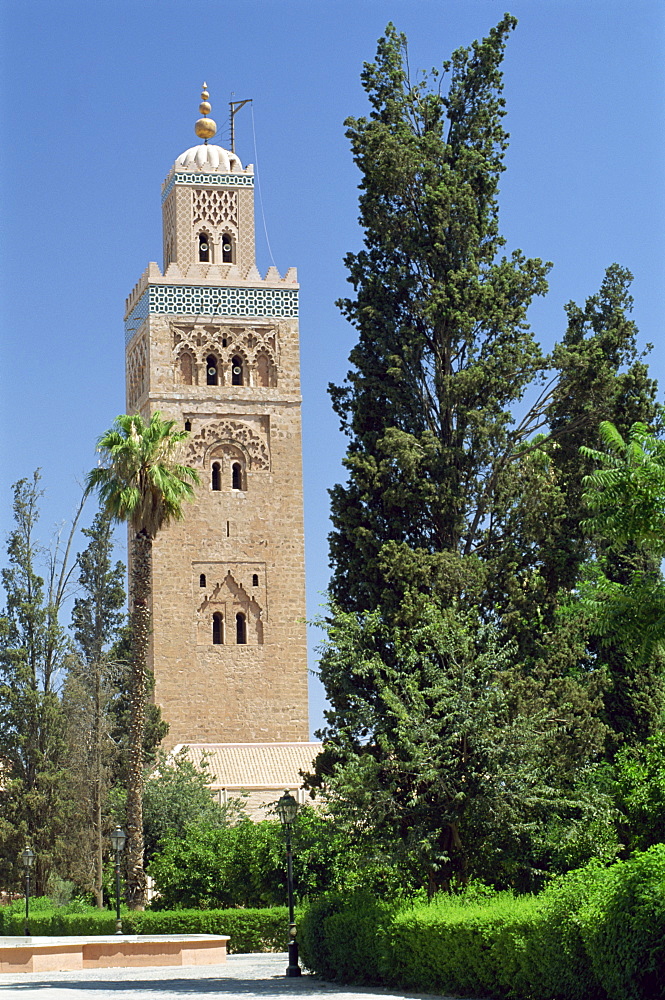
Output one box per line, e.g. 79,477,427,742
0,951,482,1000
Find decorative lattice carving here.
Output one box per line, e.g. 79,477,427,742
126,336,148,409
162,192,177,267
192,188,238,229
176,187,192,263
187,418,270,470
238,188,255,269
170,322,280,387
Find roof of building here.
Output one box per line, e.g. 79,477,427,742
171,742,322,789
174,143,244,173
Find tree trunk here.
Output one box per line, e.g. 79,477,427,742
125,530,151,910
93,662,104,908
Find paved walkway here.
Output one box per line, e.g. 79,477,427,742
0,952,481,1000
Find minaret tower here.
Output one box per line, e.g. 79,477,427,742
124,87,309,747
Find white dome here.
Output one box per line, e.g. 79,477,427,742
175,144,243,172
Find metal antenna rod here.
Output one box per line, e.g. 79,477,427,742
229,97,252,153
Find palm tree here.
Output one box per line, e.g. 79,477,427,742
86,412,199,908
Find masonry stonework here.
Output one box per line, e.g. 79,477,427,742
124,130,309,748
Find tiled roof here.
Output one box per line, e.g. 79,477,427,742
171,742,321,789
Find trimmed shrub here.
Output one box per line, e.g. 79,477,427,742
579,844,665,1000
520,862,611,1000
0,899,289,954
301,850,665,999
384,893,540,997
121,907,289,953
299,890,391,982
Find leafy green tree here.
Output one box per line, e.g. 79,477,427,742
61,510,126,906
86,412,199,909
613,734,665,853
0,473,84,893
316,19,643,892
309,601,612,891
149,819,284,909
105,623,168,791
142,750,236,862
582,420,665,557
328,16,551,617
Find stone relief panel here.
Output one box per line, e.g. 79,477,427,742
192,188,238,229
126,336,148,410
195,566,264,645
187,416,270,471
162,191,177,268
171,322,280,388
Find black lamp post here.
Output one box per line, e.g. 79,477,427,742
110,826,126,934
22,846,35,936
276,790,301,977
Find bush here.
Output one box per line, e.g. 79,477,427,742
385,892,540,997
517,861,612,1000
0,898,290,953
301,850,665,1000
120,907,289,953
148,820,284,908
579,844,665,1000
299,890,391,983
0,906,118,936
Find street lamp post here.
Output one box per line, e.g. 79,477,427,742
276,790,301,977
21,846,35,936
110,826,126,934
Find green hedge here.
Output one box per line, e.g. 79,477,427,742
385,893,542,997
579,847,665,1000
0,903,290,954
298,890,391,984
300,846,665,1000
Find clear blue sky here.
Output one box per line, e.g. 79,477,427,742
1,0,664,735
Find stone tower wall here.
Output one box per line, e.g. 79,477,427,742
125,151,308,748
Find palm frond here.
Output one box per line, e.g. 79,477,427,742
86,412,200,536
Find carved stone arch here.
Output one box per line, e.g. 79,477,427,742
172,324,195,349
255,348,277,387
206,440,250,490
203,350,222,386
196,227,214,263
220,228,236,265
188,418,270,470
219,571,263,645
226,349,249,387
175,346,198,386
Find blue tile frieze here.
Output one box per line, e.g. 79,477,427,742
125,284,298,344
162,172,255,203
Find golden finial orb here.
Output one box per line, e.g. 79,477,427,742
195,82,217,141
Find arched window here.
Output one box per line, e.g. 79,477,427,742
185,419,192,431
199,233,210,262
221,234,234,263
206,354,218,386
232,463,243,491
212,612,224,645
180,353,194,385
236,612,247,645
211,462,221,491
252,573,259,587
199,573,206,587
256,352,276,388
231,355,244,386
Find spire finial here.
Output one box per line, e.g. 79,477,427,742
195,82,217,143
